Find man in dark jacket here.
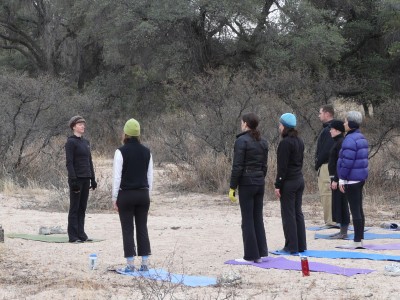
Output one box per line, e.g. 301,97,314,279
315,104,336,228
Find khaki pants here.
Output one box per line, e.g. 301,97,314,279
318,164,334,225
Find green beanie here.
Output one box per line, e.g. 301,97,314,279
124,118,140,137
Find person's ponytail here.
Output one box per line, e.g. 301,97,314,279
242,112,261,141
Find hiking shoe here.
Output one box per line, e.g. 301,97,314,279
123,264,135,273
139,265,149,272
384,263,400,276
329,233,348,239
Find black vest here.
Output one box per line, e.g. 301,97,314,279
119,138,151,190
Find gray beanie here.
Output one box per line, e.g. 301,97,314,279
68,115,86,129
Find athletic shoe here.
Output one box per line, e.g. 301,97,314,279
329,233,348,239
384,263,400,276
139,265,149,272
123,264,135,273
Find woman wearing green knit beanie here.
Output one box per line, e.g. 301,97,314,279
113,118,153,272
124,118,140,137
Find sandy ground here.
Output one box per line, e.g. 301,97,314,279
0,161,399,300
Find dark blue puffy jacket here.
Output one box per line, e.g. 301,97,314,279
337,129,368,181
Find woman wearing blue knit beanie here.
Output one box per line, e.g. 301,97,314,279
112,118,153,272
274,113,307,253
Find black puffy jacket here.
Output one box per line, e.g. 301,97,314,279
230,131,268,189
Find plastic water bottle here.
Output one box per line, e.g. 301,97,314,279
89,253,97,270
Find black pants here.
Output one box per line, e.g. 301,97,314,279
238,185,268,261
117,189,151,257
345,181,365,242
332,188,350,225
279,177,307,253
68,178,90,242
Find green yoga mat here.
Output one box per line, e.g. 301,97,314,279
7,233,103,243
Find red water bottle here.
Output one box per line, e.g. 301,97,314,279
301,256,310,276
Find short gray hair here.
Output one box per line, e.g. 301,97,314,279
346,111,363,125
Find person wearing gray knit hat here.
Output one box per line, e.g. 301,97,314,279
65,115,96,243
68,115,86,130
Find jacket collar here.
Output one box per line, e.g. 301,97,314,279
236,130,250,138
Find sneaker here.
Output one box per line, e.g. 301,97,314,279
139,265,149,272
234,258,253,263
123,264,135,273
384,263,400,276
329,233,348,240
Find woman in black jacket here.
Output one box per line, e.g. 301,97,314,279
274,113,306,254
327,120,350,239
65,116,97,243
229,112,269,263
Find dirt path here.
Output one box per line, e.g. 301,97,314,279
0,160,399,299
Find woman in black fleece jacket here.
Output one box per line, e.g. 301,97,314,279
229,112,269,263
274,113,306,254
65,116,97,243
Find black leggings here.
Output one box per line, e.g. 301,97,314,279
117,189,151,257
238,185,268,260
345,181,365,242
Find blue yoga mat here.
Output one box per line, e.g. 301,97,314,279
307,226,371,232
271,249,400,261
115,268,217,287
315,232,400,240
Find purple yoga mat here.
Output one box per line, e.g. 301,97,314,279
225,257,374,276
336,243,400,250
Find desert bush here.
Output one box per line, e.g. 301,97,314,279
151,69,328,194
0,73,99,187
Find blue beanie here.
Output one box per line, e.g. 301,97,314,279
280,113,296,128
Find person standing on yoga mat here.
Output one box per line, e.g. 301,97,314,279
275,113,307,254
338,111,368,249
65,116,97,243
328,120,350,239
315,104,336,228
229,112,269,263
112,118,153,272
